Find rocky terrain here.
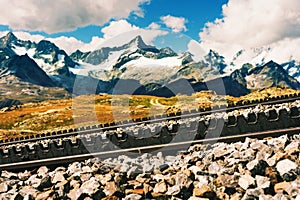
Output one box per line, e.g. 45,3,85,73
1,132,300,199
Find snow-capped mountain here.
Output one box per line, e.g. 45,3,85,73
0,32,299,101
225,46,300,82
0,32,76,90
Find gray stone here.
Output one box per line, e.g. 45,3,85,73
18,170,31,181
1,171,18,179
0,182,9,193
208,162,221,175
67,162,82,175
25,174,41,188
124,194,142,200
153,181,167,194
51,171,66,184
246,159,258,171
19,186,37,197
284,141,299,154
37,166,49,178
242,188,264,199
255,175,270,189
238,174,255,190
81,178,100,196
276,159,298,176
166,185,181,195
104,181,117,196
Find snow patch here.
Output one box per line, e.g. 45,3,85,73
122,56,182,68
70,61,107,76
12,45,36,58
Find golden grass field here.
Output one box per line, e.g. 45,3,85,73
0,87,299,140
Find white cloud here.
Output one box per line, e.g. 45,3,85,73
0,20,166,54
96,19,167,48
101,20,140,39
14,31,45,43
0,31,9,38
161,15,187,33
47,36,86,54
47,20,167,53
187,40,206,62
0,0,149,33
147,22,160,30
199,0,300,61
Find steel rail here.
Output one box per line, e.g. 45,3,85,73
1,126,299,171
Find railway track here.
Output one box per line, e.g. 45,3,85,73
1,93,300,145
1,127,300,171
0,93,299,170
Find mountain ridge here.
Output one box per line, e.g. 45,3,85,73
0,32,299,100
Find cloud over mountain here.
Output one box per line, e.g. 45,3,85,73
161,15,187,33
0,0,149,33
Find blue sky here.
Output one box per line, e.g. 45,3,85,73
0,0,227,43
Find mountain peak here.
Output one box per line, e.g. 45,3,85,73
0,32,18,46
127,35,156,51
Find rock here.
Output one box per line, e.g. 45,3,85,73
124,194,142,200
68,188,83,199
276,159,298,176
153,174,165,182
127,180,142,188
37,166,49,178
0,182,9,193
153,181,167,194
243,188,264,198
1,171,18,179
135,174,148,183
188,197,210,200
19,186,37,197
126,188,144,195
120,163,130,173
193,185,214,198
274,181,291,193
81,166,92,173
175,172,192,188
249,160,268,176
25,175,41,188
67,162,82,175
81,178,100,196
38,175,52,190
246,160,259,171
35,190,53,200
266,155,277,167
143,183,153,196
267,135,288,151
166,185,181,196
238,174,255,190
18,170,31,181
159,164,169,172
208,162,221,175
285,180,300,197
104,181,117,196
284,141,299,154
212,145,229,159
96,173,112,185
282,170,298,182
255,175,270,189
80,173,92,182
265,167,280,185
51,171,66,184
69,179,80,189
